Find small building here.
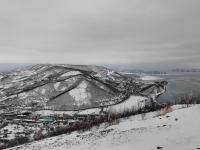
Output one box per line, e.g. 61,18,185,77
42,115,56,125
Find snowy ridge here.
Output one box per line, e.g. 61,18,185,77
60,71,81,77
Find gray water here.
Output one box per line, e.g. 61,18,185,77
157,72,200,103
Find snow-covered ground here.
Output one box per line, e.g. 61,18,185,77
33,110,77,116
8,105,200,150
34,96,147,116
140,75,164,81
77,96,147,115
60,71,81,77
69,81,91,107
105,96,147,114
120,72,164,81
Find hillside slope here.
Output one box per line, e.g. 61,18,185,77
9,105,200,150
0,64,167,110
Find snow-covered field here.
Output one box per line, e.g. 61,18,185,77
8,105,200,150
105,96,147,114
140,75,164,81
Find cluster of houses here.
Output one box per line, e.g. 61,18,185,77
0,106,104,143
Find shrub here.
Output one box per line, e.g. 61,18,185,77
159,105,172,116
174,94,200,106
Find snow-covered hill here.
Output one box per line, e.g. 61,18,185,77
0,64,167,110
0,64,131,110
0,64,169,149
8,105,200,150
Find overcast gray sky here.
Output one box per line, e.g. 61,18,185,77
0,0,200,69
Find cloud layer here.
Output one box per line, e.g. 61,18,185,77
0,0,199,68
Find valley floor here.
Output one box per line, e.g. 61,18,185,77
8,105,200,150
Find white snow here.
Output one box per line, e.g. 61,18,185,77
120,72,138,75
140,74,164,81
94,72,102,78
33,110,77,116
0,124,25,140
106,96,147,114
63,96,147,115
61,71,81,77
78,108,101,115
41,89,46,94
60,87,67,91
0,75,4,80
18,92,28,99
94,70,116,81
69,81,91,107
99,85,106,90
9,105,200,150
107,70,114,76
2,83,13,89
54,82,60,90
